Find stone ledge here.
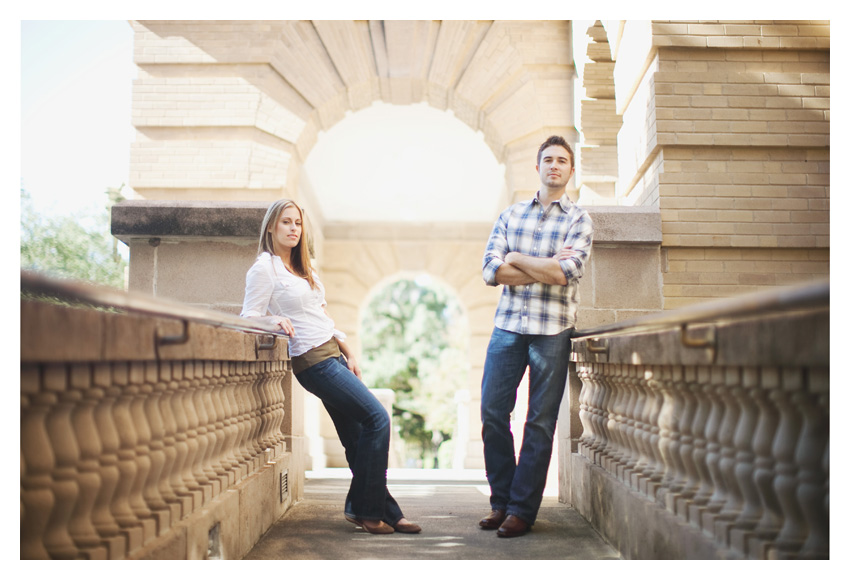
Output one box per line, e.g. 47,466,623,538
20,300,288,363
111,200,270,242
111,200,662,245
572,307,828,367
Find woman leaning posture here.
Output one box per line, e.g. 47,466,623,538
241,199,421,535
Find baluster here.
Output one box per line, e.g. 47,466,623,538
590,364,612,465
147,362,181,526
628,366,652,492
192,361,220,499
725,367,762,554
261,361,287,456
20,366,56,560
90,365,131,558
229,362,253,482
699,367,726,531
67,364,108,558
109,364,151,551
656,365,686,508
618,366,640,485
43,365,82,558
688,367,715,527
254,369,275,459
670,365,697,518
172,362,204,510
605,364,627,478
207,362,234,491
233,362,257,477
710,368,744,546
247,363,267,471
747,367,783,558
674,368,701,517
795,369,828,559
770,370,807,557
643,369,665,500
186,362,215,503
135,362,171,535
159,362,194,517
124,363,159,543
218,362,243,485
576,364,596,459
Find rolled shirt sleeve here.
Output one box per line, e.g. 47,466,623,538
482,212,509,286
240,254,274,318
557,211,594,282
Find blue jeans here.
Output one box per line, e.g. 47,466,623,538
480,327,573,525
295,355,404,525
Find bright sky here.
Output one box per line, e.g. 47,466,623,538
20,20,135,217
304,103,506,223
18,19,508,226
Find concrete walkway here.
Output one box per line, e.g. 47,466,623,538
244,469,620,560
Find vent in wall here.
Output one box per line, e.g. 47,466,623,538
280,469,289,503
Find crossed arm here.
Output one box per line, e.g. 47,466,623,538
494,247,579,286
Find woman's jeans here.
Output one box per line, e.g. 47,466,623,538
480,327,573,525
295,355,404,525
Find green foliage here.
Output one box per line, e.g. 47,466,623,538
361,277,468,468
20,187,128,289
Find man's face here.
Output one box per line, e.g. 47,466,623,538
536,145,574,189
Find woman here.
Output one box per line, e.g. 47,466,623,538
241,199,421,535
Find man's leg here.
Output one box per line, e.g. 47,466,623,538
505,328,573,526
480,328,529,513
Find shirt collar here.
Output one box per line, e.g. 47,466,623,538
533,191,572,212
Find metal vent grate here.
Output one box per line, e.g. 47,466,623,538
280,469,289,503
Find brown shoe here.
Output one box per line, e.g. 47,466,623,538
478,509,507,530
497,515,530,538
347,516,395,534
393,518,422,534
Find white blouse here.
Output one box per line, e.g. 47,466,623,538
240,252,346,357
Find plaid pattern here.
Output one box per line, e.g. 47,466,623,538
483,193,593,335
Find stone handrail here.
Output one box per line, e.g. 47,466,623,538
567,281,829,559
20,272,293,559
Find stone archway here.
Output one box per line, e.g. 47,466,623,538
129,20,578,212
316,225,499,469
129,20,580,469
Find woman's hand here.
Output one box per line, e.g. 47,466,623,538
346,356,362,379
271,316,295,336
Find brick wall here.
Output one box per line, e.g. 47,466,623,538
622,21,831,308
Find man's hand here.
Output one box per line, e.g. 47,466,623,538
555,246,579,261
501,251,568,286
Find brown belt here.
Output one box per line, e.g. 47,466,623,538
291,338,341,374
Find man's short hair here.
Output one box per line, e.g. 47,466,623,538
537,135,574,167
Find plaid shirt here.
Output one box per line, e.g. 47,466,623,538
483,192,593,335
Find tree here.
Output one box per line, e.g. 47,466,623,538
20,187,128,288
360,277,468,468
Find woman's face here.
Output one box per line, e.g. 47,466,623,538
271,205,302,254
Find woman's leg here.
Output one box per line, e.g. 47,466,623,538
295,356,393,522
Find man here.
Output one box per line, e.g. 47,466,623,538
479,135,593,538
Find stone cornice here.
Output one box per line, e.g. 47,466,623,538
111,200,662,245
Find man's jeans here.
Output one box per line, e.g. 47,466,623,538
296,355,404,525
480,327,573,525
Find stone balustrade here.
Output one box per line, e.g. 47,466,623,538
565,282,829,559
20,292,297,559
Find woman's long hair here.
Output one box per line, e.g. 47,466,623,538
258,199,317,289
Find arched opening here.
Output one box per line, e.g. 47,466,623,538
359,273,470,469
301,101,508,223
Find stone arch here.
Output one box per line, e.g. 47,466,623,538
130,20,578,211
315,228,499,469
355,270,472,468
128,19,580,470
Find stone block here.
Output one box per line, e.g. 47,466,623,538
592,246,662,310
